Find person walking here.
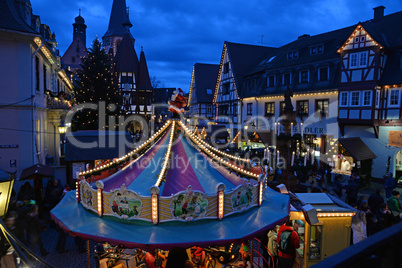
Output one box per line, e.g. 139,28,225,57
384,172,396,199
27,205,49,256
368,188,384,215
388,190,401,224
267,226,279,267
277,220,300,268
345,177,359,205
351,211,367,244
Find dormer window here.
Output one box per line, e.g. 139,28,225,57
318,67,329,81
310,45,324,55
268,75,275,87
287,51,298,60
283,73,291,85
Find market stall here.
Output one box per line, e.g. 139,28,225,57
287,192,356,268
330,137,377,185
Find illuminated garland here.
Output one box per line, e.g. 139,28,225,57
189,127,249,163
79,121,172,176
178,121,258,179
155,121,176,186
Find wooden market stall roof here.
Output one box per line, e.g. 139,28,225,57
338,137,377,161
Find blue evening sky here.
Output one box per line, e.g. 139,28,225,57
30,0,402,92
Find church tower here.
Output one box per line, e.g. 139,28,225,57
102,0,134,56
62,10,87,77
73,10,87,47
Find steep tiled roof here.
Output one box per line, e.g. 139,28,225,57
0,0,37,34
103,0,132,38
137,50,153,90
114,32,139,73
225,42,276,99
193,63,219,103
361,11,402,85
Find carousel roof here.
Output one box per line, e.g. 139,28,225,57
51,120,290,249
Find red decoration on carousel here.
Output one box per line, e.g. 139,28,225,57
168,88,187,118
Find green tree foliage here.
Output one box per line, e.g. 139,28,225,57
72,38,121,131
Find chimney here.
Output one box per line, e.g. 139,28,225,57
373,6,385,21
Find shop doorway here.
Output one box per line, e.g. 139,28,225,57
395,150,402,183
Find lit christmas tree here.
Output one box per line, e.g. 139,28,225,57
72,38,121,131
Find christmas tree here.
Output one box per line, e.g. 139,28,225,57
72,38,121,131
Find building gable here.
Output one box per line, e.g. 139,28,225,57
338,24,383,53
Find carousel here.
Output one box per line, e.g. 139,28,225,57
51,120,289,251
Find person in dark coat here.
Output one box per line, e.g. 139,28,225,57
384,172,396,199
45,179,64,210
165,247,189,268
27,205,48,256
345,178,359,205
17,182,35,201
332,175,343,198
368,188,384,215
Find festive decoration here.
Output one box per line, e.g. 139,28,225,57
72,38,121,131
168,88,187,117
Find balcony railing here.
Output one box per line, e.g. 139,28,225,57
46,95,70,109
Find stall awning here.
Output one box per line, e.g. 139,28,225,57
338,137,377,161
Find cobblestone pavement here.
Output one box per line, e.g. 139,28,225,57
27,227,96,268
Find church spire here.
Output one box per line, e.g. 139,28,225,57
103,0,132,38
102,0,134,56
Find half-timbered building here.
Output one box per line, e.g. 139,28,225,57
213,42,274,131
104,0,154,119
188,63,219,126
337,6,402,179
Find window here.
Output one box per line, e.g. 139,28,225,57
121,74,133,84
287,51,299,60
350,91,360,106
76,45,80,53
207,105,213,113
340,92,348,107
280,101,286,115
233,103,238,115
297,100,309,116
375,90,380,108
247,103,252,115
361,36,365,42
350,53,358,68
315,99,329,117
223,62,229,74
71,57,75,63
265,102,274,116
300,71,309,83
362,90,372,106
43,64,47,91
319,67,328,81
389,89,400,107
350,52,368,68
360,52,367,67
310,45,324,55
35,56,40,91
206,89,213,94
268,75,275,87
222,83,230,95
283,73,291,85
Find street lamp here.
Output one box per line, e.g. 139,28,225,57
59,123,67,157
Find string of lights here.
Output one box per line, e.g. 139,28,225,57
178,121,259,179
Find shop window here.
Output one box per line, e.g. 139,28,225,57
309,225,323,260
297,100,309,116
315,99,329,117
265,102,274,116
280,101,286,115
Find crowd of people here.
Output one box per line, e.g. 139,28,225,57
1,178,83,267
